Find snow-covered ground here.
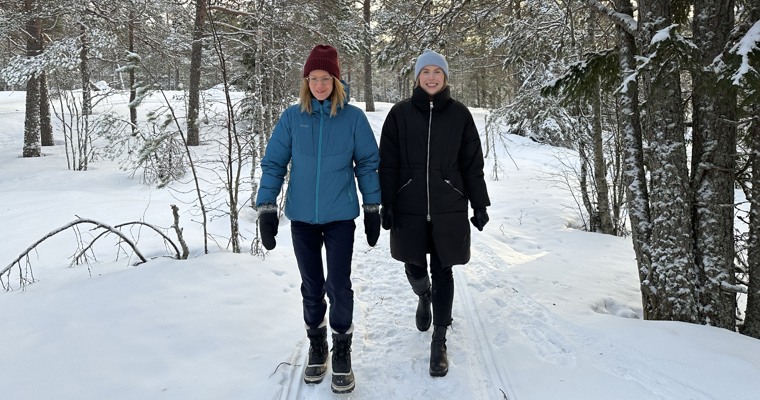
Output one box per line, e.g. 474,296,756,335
1,90,759,400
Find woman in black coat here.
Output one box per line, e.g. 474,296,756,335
378,49,491,377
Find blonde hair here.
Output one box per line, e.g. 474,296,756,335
299,77,346,117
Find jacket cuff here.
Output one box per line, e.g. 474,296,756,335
256,203,278,213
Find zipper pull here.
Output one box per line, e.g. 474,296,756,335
430,101,434,110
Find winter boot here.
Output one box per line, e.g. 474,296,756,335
416,289,432,331
331,328,355,393
429,325,449,377
405,269,432,332
304,325,329,384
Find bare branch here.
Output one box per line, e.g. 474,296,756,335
2,218,149,288
171,204,190,259
75,220,182,263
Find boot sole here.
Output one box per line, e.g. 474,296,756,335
429,368,448,377
304,373,326,384
303,362,328,384
331,371,355,393
331,381,355,393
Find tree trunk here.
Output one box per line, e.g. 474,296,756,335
745,103,760,338
128,10,138,136
741,2,760,340
23,77,41,158
639,0,698,322
591,79,614,234
691,0,737,329
79,23,91,116
363,0,375,112
187,0,207,147
22,3,41,158
578,139,596,230
40,71,53,146
611,0,653,318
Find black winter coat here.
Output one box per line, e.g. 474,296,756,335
379,86,490,266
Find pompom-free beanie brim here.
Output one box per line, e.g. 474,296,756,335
303,44,341,79
414,49,449,78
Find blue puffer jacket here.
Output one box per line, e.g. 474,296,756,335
256,89,380,224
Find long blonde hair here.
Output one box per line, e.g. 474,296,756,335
299,77,346,117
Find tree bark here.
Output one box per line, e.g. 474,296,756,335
128,9,138,136
187,0,207,146
79,22,91,116
745,103,760,338
591,79,615,234
741,3,760,340
363,0,375,112
609,0,653,318
691,0,737,329
39,71,53,146
639,0,698,322
22,1,41,158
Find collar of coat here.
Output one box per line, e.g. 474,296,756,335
411,85,452,113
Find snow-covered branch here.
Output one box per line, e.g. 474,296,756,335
729,19,760,85
584,0,637,36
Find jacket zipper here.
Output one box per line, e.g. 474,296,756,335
445,180,464,197
426,101,433,222
315,107,324,222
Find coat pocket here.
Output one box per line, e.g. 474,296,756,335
444,179,465,197
397,178,413,194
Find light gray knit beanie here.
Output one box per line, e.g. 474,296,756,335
414,49,449,78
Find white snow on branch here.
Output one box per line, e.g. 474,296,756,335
730,20,760,85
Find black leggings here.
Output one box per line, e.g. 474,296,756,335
404,226,454,327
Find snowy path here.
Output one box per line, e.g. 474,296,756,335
271,232,535,399
270,223,726,400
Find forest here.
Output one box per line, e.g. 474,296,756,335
1,0,760,338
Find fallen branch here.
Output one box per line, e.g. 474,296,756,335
1,218,148,290
80,220,183,262
171,204,189,259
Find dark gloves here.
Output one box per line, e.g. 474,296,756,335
380,205,393,230
258,204,279,250
470,208,489,231
363,204,381,247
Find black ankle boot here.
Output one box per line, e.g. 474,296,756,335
416,290,432,331
304,326,329,384
429,325,449,377
331,330,355,393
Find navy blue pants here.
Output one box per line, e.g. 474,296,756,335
291,219,355,334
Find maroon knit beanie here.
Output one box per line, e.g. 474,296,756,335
303,44,340,79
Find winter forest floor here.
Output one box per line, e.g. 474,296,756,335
1,90,760,399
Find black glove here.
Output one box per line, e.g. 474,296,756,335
258,205,279,250
363,204,381,247
470,208,489,231
380,205,393,230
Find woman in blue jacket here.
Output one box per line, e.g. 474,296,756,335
255,44,380,394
